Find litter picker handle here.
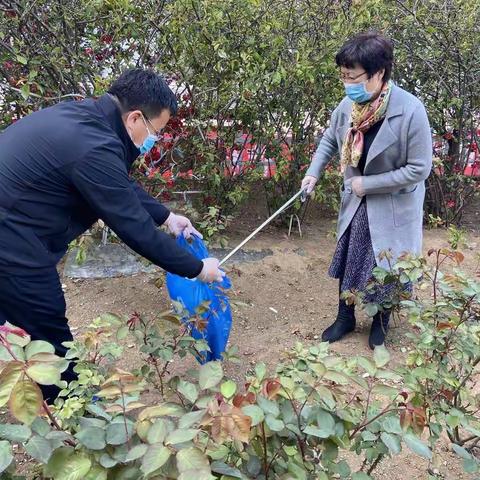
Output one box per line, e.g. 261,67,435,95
219,188,307,267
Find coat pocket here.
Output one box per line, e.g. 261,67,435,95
391,185,420,227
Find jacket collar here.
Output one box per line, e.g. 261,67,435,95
95,94,140,166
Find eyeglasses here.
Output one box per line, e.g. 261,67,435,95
339,70,368,82
142,113,163,140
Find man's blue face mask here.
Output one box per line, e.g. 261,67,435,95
136,114,159,154
343,81,373,104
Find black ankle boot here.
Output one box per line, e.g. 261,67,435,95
369,311,391,350
322,300,356,343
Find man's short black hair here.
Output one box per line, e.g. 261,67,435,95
108,68,178,118
335,32,394,82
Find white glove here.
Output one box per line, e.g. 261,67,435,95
301,175,318,196
351,176,365,197
197,258,225,283
164,213,203,239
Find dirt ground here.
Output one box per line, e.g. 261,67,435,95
62,198,480,480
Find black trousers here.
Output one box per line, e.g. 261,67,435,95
0,268,77,402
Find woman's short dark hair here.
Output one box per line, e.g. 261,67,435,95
108,68,178,118
335,32,394,82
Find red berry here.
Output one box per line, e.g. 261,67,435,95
85,47,94,56
100,34,113,44
3,61,13,70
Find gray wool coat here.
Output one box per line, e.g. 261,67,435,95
306,84,433,269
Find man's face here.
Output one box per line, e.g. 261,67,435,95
125,108,171,147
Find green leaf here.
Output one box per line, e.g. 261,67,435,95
141,444,171,476
0,423,32,442
220,380,237,398
317,410,336,435
45,431,71,449
165,428,199,445
463,457,479,473
352,473,373,480
303,425,334,439
256,396,279,416
116,325,129,341
179,409,207,429
178,380,199,403
16,55,28,65
373,344,391,368
26,362,61,385
32,417,52,436
381,432,401,455
403,433,432,459
176,447,211,480
198,361,223,390
364,303,379,317
84,464,108,480
0,441,13,474
452,444,472,460
265,415,284,432
20,84,30,101
206,444,229,461
25,434,53,463
315,386,336,409
25,340,55,359
382,416,403,435
125,444,148,462
0,362,23,407
138,403,184,421
106,422,133,445
86,404,112,421
371,384,398,398
75,427,106,450
323,370,350,384
146,419,169,444
44,448,92,480
211,461,243,478
361,431,377,441
242,405,265,426
9,379,43,425
99,454,117,468
333,460,351,478
255,363,266,381
357,357,376,376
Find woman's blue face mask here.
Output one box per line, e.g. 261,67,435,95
343,81,374,104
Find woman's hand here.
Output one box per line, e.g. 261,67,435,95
351,176,366,197
301,175,318,196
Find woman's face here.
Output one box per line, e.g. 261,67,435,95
340,64,385,95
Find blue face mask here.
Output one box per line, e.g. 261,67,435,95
344,81,373,104
139,133,157,155
136,114,159,155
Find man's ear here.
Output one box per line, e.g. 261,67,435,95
124,110,142,127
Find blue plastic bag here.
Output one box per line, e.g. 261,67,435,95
166,235,232,363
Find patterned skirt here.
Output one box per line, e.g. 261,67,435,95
328,200,389,304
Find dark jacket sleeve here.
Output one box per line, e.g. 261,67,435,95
70,148,203,278
130,179,170,225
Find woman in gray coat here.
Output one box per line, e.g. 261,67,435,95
302,32,432,349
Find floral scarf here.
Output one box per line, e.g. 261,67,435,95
340,81,393,173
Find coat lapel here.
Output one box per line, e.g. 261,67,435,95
365,85,403,168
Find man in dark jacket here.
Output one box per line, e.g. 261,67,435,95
0,68,223,400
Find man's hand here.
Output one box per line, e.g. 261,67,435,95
165,213,203,239
351,176,365,197
197,257,225,283
301,175,318,196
